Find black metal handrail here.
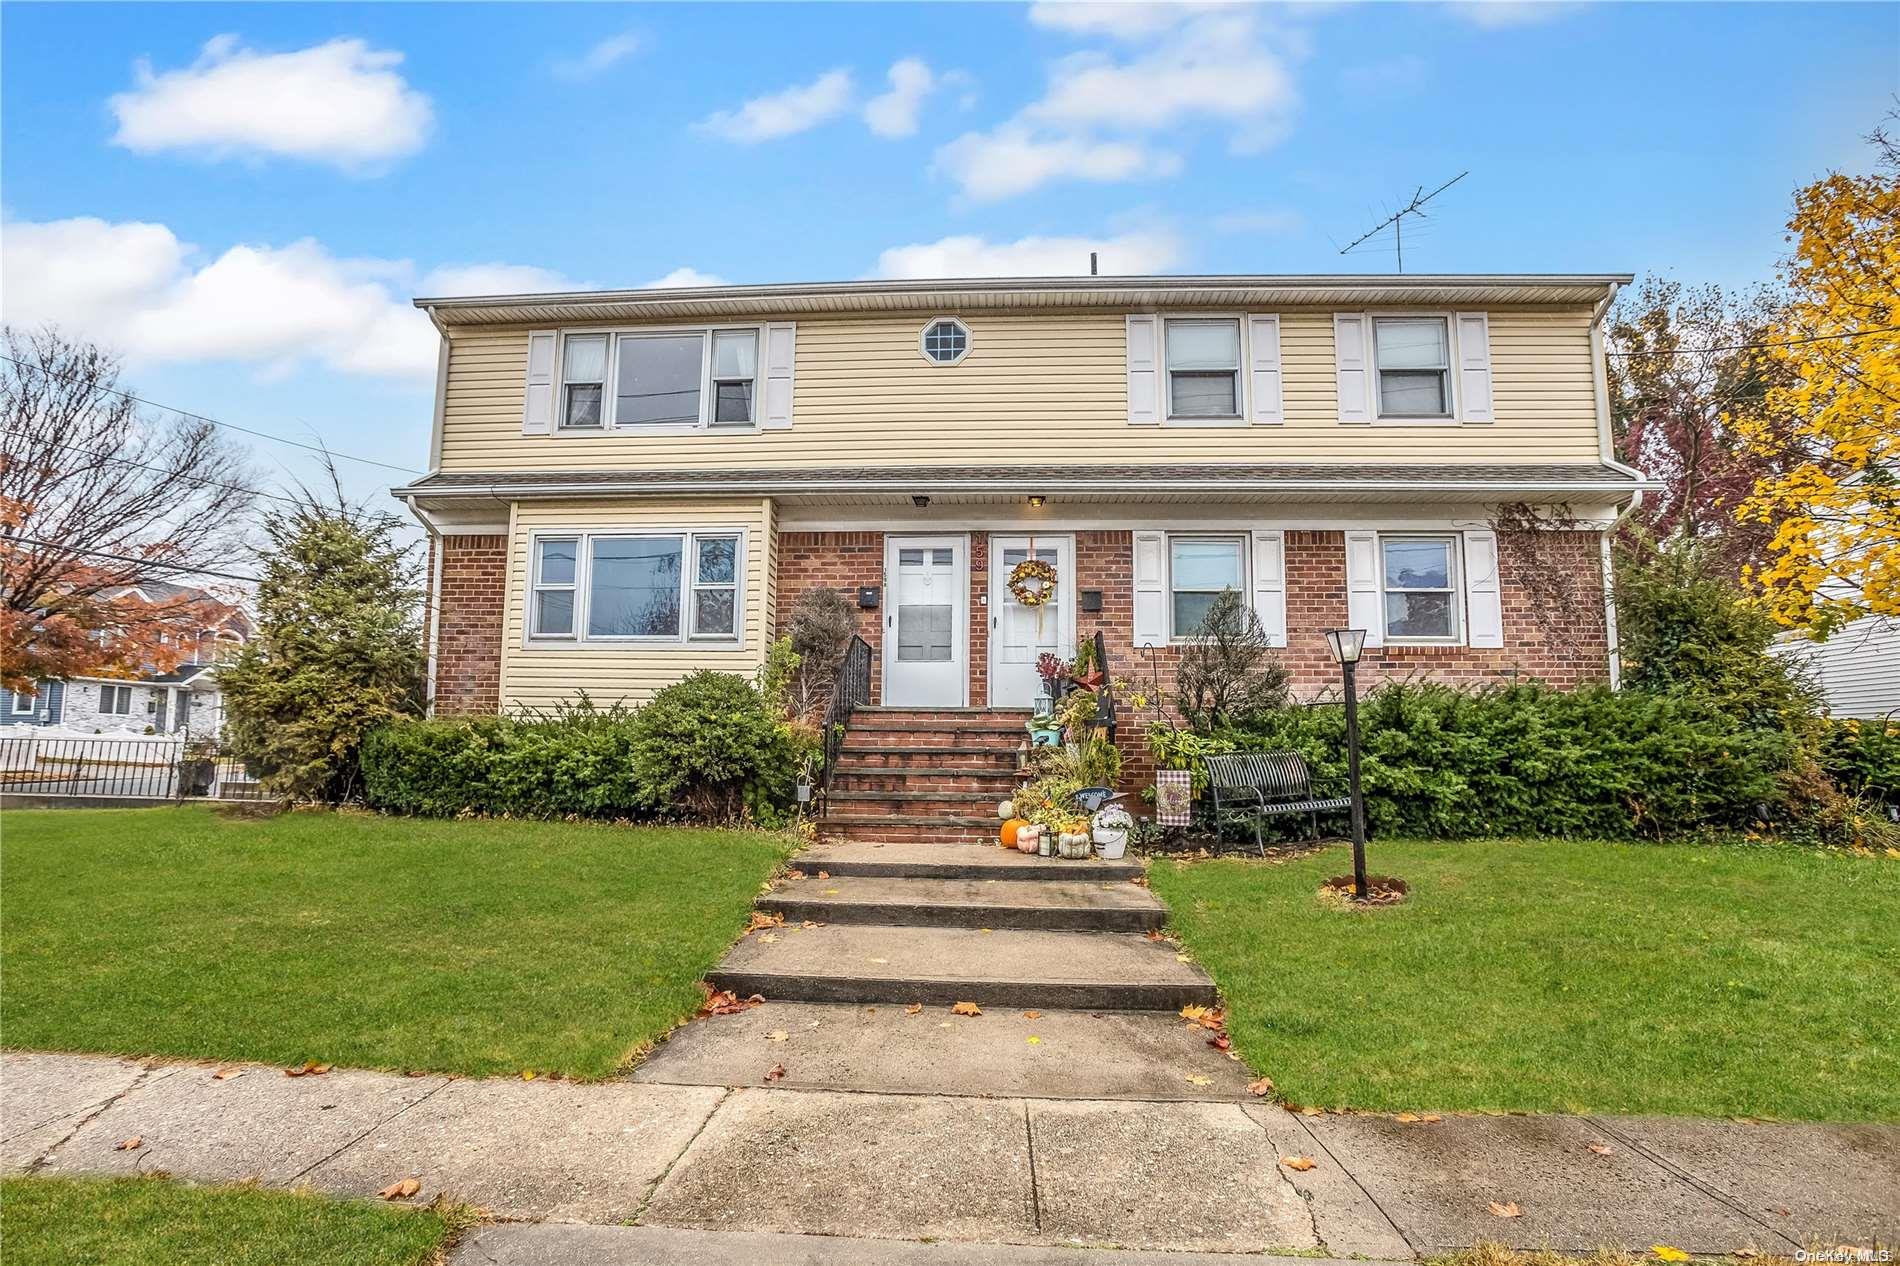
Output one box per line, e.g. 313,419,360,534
814,635,872,808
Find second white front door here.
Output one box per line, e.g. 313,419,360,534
989,534,1074,709
883,535,968,707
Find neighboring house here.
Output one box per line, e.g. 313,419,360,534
395,274,1653,779
1773,618,1900,719
6,583,252,736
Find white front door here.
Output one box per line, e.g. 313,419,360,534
989,534,1075,710
883,535,968,707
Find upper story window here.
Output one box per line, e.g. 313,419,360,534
920,318,970,365
1165,318,1242,420
1373,317,1452,419
529,531,743,645
1169,536,1245,638
1381,535,1460,641
559,328,762,431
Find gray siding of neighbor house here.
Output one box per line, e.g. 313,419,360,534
6,682,64,726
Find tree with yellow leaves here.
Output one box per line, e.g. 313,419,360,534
1734,118,1899,635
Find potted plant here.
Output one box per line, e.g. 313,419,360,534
1037,651,1073,702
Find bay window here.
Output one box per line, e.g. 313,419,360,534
1169,536,1245,637
560,328,761,430
1164,318,1242,420
1373,317,1452,418
528,531,743,645
1381,536,1460,641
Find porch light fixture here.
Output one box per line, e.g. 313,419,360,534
1027,495,1045,508
911,495,930,509
1323,628,1371,901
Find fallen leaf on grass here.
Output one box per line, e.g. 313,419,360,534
1176,953,1193,963
766,1030,789,1042
1247,1077,1274,1096
905,1003,924,1016
1185,1073,1212,1086
1587,1142,1615,1156
1651,1247,1688,1262
284,1062,331,1078
378,1178,421,1200
1281,1156,1315,1172
1733,1248,1760,1259
764,1063,786,1082
114,1136,142,1151
951,1001,983,1017
1489,1201,1523,1218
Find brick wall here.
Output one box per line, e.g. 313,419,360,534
775,531,887,703
432,534,506,715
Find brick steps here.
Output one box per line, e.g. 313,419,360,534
831,768,1020,793
820,707,1032,847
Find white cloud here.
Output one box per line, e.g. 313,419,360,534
418,264,585,297
873,229,1183,279
643,267,729,289
863,58,939,139
552,31,640,81
934,125,1175,202
1445,1,1573,28
1026,2,1230,41
0,216,568,382
109,35,433,170
696,69,854,143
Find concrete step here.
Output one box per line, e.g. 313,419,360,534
759,875,1164,932
707,924,1214,1010
795,841,1144,882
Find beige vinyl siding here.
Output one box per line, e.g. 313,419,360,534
437,308,1603,472
500,497,774,711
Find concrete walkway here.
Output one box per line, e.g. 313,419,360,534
6,1050,1896,1259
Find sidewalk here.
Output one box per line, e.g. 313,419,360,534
4,1049,1895,1259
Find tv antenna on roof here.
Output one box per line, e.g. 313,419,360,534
1338,171,1468,273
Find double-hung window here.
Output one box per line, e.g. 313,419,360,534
560,328,761,430
1381,536,1460,641
1164,319,1242,420
1373,317,1452,419
10,688,35,715
1169,536,1245,637
99,684,133,715
529,531,743,644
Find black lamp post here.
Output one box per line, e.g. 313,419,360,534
1323,628,1370,901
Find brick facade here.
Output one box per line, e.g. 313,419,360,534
775,532,888,703
431,534,507,715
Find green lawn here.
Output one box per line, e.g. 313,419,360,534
0,806,788,1078
0,1176,456,1266
1150,838,1900,1122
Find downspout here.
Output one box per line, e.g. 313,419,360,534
1592,277,1642,687
425,521,444,717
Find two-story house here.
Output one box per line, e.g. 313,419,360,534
395,274,1650,810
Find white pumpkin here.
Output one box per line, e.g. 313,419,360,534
998,799,1015,820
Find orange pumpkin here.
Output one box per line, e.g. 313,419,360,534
1000,817,1030,848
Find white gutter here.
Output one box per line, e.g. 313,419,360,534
394,475,1660,501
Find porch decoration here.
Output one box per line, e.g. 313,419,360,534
1091,805,1133,859
1008,557,1059,607
1056,818,1093,860
1155,768,1192,827
1016,823,1042,854
1001,817,1029,849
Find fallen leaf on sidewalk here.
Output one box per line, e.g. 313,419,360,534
951,1001,982,1016
521,1070,536,1081
1209,1034,1231,1052
1247,1077,1274,1096
378,1178,421,1200
211,1068,243,1081
1185,1073,1212,1086
764,1063,786,1082
1281,1156,1315,1171
1420,1114,1441,1122
822,889,841,896
114,1136,142,1151
905,1003,923,1016
1651,1247,1688,1262
284,1062,331,1077
1395,1112,1420,1123
868,957,889,964
759,933,778,944
1146,929,1165,941
1299,1105,1325,1116
745,912,785,934
816,870,830,880
1488,1201,1523,1218
801,920,824,929
1027,1036,1041,1045
938,1022,955,1029
1022,1010,1042,1020
1587,1142,1614,1156
698,989,765,1017
766,1030,789,1042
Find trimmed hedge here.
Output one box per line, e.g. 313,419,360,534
1152,680,1800,839
362,671,809,825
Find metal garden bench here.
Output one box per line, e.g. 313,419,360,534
1203,751,1353,854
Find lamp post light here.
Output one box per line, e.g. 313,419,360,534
1323,628,1370,902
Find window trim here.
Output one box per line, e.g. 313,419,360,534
688,533,742,641
1367,311,1459,424
99,684,133,715
1162,315,1247,425
1379,533,1463,644
522,528,748,650
530,536,580,640
559,333,609,430
917,316,972,366
554,324,766,434
1165,533,1249,642
11,688,35,714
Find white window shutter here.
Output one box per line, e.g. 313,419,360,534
1334,314,1371,424
1246,314,1283,425
1133,531,1167,645
1126,315,1160,424
1250,530,1287,647
1456,312,1493,423
762,322,796,429
1344,530,1384,647
522,331,557,435
1463,529,1504,648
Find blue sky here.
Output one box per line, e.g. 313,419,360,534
3,1,1894,510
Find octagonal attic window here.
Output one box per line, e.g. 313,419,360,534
920,317,970,365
